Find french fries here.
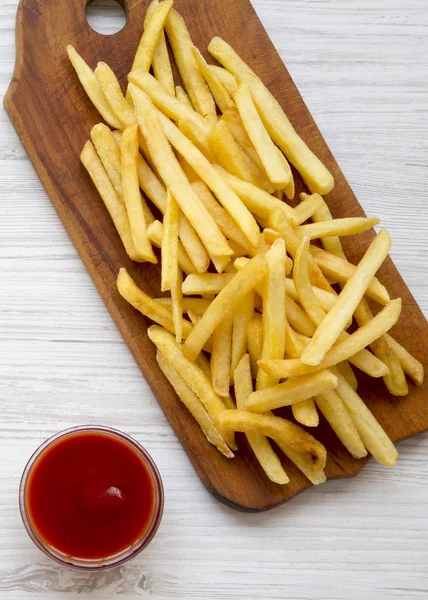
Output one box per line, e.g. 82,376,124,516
259,299,402,379
301,229,392,365
309,246,390,305
148,325,235,449
147,220,196,275
219,410,327,471
211,314,233,396
209,119,275,193
257,239,287,390
131,85,232,257
183,255,268,360
144,0,175,95
182,273,234,295
129,71,209,133
315,390,367,459
165,9,216,120
157,112,260,248
234,354,289,484
192,47,235,114
95,63,135,128
207,38,334,194
247,370,338,413
81,142,138,260
297,217,380,240
230,292,255,378
70,4,423,490
157,351,232,457
161,192,179,291
131,0,173,73
121,124,157,263
234,83,291,188
67,45,122,129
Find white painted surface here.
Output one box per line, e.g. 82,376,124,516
0,0,427,598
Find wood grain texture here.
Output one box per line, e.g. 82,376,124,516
0,0,427,597
3,0,428,511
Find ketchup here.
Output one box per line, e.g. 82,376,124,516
24,430,157,561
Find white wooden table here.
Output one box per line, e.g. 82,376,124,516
1,1,427,598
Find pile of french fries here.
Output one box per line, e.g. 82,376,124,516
69,0,424,486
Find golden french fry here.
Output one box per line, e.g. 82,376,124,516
171,268,183,342
309,246,390,305
247,370,338,413
259,298,402,378
175,215,210,274
94,62,135,128
177,153,199,182
155,296,211,315
275,148,295,199
294,236,326,327
165,9,216,120
161,192,179,291
182,273,234,295
285,278,336,312
183,255,268,360
148,325,235,448
121,124,157,262
157,113,260,248
80,141,138,260
67,45,122,129
90,123,123,198
300,193,346,259
234,355,289,484
144,0,175,95
230,291,255,378
131,0,173,72
129,70,210,133
315,390,367,458
208,119,275,193
147,220,196,275
156,351,233,457
216,166,297,222
276,442,326,485
269,208,333,292
207,38,334,194
337,361,358,391
221,109,266,172
297,217,380,240
176,85,193,108
257,239,287,389
234,82,291,187
192,47,235,114
208,65,238,95
219,410,327,471
301,229,392,365
333,368,398,466
247,314,263,379
191,181,255,255
292,400,319,428
118,267,195,336
383,334,424,386
354,299,407,396
211,314,233,396
178,119,215,162
131,85,232,257
294,193,324,225
210,254,231,274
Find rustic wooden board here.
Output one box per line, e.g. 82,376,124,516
4,0,428,511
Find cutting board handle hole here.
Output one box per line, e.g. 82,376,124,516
86,0,127,35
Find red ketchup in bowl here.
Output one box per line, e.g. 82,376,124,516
20,426,163,569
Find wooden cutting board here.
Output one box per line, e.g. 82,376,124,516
5,0,428,511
